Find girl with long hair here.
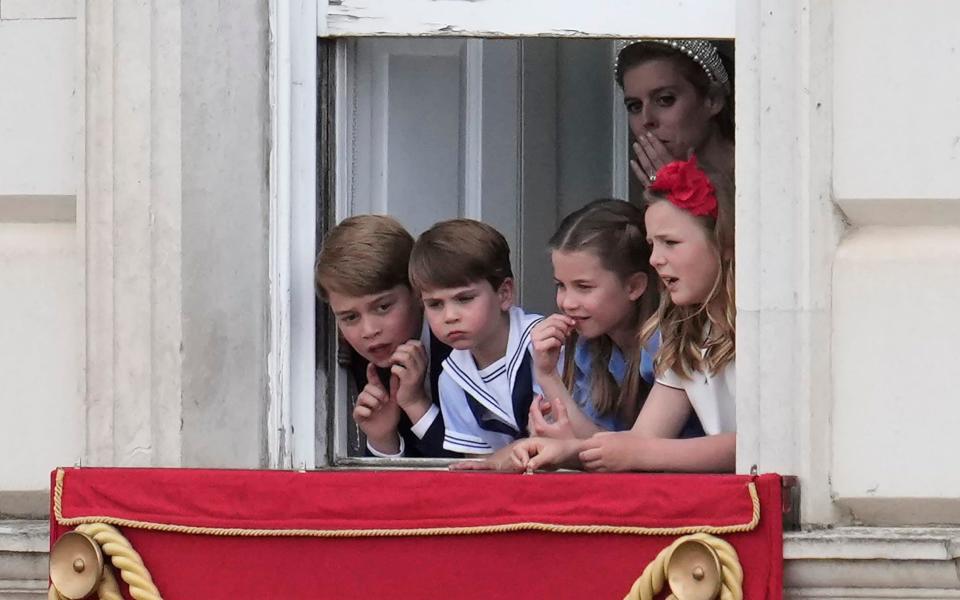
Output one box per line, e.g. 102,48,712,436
512,156,736,472
528,199,703,441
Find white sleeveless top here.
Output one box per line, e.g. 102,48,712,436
656,358,736,435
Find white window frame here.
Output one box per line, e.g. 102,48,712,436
270,0,841,525
268,0,319,469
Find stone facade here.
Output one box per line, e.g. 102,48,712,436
3,1,960,597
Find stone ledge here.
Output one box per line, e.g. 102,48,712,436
0,578,47,600
0,491,48,521
0,521,47,554
785,527,960,594
7,522,960,597
786,527,960,561
0,521,48,599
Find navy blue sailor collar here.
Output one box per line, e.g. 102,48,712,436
441,306,543,430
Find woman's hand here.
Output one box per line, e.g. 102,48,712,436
631,131,677,186
530,314,575,378
528,395,576,440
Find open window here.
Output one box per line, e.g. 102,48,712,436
319,37,735,463
268,0,816,474
277,0,929,534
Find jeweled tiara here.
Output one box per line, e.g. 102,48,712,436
615,39,730,88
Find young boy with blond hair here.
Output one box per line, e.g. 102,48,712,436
315,215,452,457
409,219,543,454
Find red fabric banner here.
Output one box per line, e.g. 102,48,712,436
51,468,783,599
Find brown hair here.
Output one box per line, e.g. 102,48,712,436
640,166,735,379
408,219,513,292
314,214,414,300
550,199,659,426
616,41,734,143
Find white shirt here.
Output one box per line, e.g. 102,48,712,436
656,358,736,435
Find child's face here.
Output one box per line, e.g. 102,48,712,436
622,58,723,160
328,284,421,368
645,200,720,306
551,250,646,341
420,279,513,355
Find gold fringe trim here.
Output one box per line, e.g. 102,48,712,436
54,468,760,538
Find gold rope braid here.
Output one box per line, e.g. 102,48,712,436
48,523,160,600
53,468,760,538
96,566,124,600
623,533,743,600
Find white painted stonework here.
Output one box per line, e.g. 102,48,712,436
833,0,960,211
0,10,81,493
1,0,270,593
0,224,81,490
3,0,960,598
828,0,960,530
324,0,735,38
834,227,960,524
0,18,75,196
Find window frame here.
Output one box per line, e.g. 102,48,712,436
271,0,841,525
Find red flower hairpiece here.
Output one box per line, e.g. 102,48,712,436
649,156,718,219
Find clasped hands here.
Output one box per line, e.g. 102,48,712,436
451,428,647,474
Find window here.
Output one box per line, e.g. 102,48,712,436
278,2,839,482
273,0,884,531
322,35,736,462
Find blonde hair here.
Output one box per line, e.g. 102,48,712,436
640,167,735,379
408,219,512,293
314,215,414,300
551,199,659,426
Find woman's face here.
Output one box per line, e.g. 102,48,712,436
622,58,723,160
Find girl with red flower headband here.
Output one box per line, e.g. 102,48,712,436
500,157,735,473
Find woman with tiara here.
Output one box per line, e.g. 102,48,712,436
615,39,734,186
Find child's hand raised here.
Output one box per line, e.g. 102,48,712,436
531,314,576,378
388,340,429,412
354,363,402,454
528,395,576,439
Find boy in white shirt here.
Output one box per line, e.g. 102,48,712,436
409,219,543,455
